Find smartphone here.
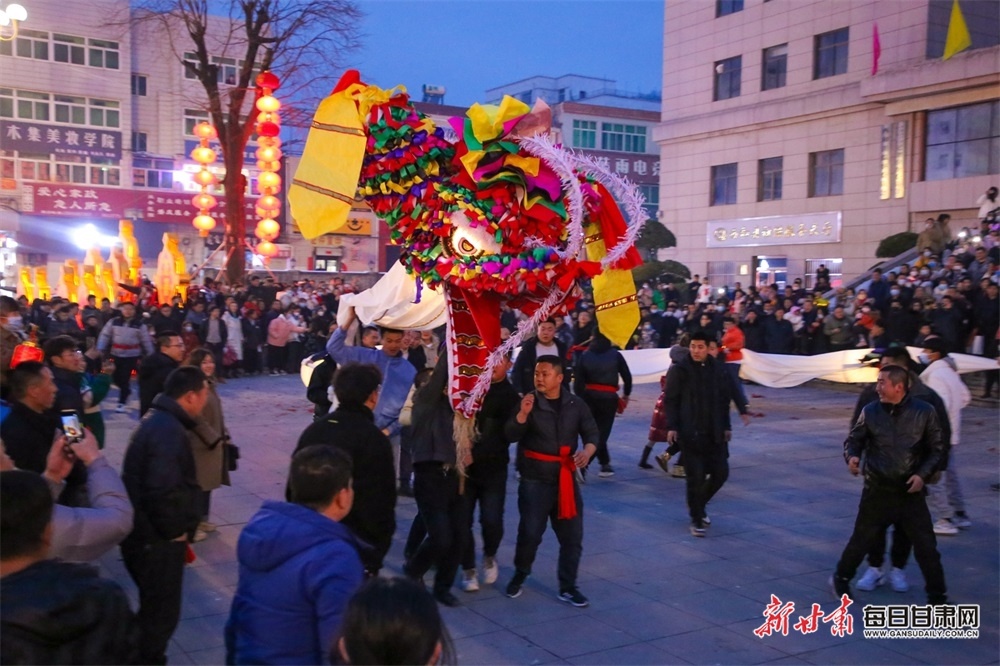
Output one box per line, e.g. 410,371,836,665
60,411,84,444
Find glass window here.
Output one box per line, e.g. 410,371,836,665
711,163,738,206
716,0,743,17
53,34,86,65
88,98,120,128
132,131,148,153
0,88,12,118
762,44,787,91
758,157,783,201
809,149,845,197
214,56,238,85
639,184,659,218
88,38,119,70
16,90,50,121
183,52,199,79
714,56,742,101
814,28,849,79
572,120,596,149
805,258,843,289
184,109,210,136
925,100,1000,180
600,123,647,153
2,29,49,60
54,94,86,124
131,74,147,96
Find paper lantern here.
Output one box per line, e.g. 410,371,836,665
256,146,281,162
193,169,217,187
256,241,277,257
256,218,280,241
256,95,281,113
257,111,280,125
258,171,281,189
257,121,280,138
193,122,218,140
192,193,218,210
191,146,216,164
257,136,279,149
256,71,280,90
193,214,216,236
257,194,280,211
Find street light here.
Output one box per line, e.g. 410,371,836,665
0,4,28,41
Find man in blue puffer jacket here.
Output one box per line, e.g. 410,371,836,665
225,445,364,665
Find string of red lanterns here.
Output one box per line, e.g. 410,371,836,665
190,123,219,237
253,71,282,259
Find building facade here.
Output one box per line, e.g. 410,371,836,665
656,0,999,289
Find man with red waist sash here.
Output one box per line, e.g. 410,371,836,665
573,332,632,478
503,355,599,608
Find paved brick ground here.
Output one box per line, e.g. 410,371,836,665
97,374,999,665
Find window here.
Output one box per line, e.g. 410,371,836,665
54,95,86,124
53,34,86,65
15,90,50,121
600,123,646,153
814,28,849,79
54,155,87,184
711,163,738,205
714,56,742,101
132,131,148,153
88,38,119,70
0,88,12,118
16,153,52,182
132,157,175,189
88,99,119,128
762,44,788,91
805,258,843,289
708,260,739,291
0,29,49,60
184,109,210,136
131,74,147,96
88,157,120,186
214,56,238,85
716,0,743,17
572,120,596,149
758,157,783,201
925,100,1000,180
639,184,659,218
183,52,199,79
809,149,845,196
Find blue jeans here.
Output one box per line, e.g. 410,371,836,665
513,478,583,592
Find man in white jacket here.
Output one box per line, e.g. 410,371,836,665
919,337,972,536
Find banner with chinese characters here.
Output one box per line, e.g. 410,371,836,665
1,120,122,160
20,184,260,225
706,212,842,248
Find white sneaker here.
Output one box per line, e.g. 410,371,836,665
192,529,208,543
198,521,217,533
888,567,909,592
856,566,883,591
482,556,499,585
461,569,480,593
933,519,959,536
115,403,127,413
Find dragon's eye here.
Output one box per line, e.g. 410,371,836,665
445,211,500,259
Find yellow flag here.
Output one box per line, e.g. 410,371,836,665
583,222,639,350
943,0,972,60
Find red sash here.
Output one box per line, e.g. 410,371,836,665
584,383,617,393
523,446,578,519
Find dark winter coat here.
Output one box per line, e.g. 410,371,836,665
845,395,944,491
137,351,179,416
121,394,203,545
471,377,521,466
294,404,396,574
224,501,364,666
0,559,139,665
1,401,87,500
505,388,600,484
511,337,570,394
663,354,747,450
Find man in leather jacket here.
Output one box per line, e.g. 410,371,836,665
832,365,947,604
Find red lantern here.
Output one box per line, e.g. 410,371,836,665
257,121,280,138
10,339,44,368
256,71,281,90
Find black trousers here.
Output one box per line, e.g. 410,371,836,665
243,345,261,374
121,540,187,665
513,478,583,592
404,463,464,595
867,524,912,570
835,486,946,602
460,461,508,570
583,395,617,466
681,441,728,522
111,355,139,405
267,344,286,372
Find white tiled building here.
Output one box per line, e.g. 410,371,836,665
655,0,999,289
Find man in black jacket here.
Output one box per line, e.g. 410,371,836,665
1,361,88,505
0,470,139,665
138,331,185,416
459,353,520,593
573,333,632,478
848,347,951,595
294,363,396,575
511,319,569,394
403,356,465,607
832,365,947,604
43,335,86,416
504,355,599,608
664,332,750,537
121,366,208,665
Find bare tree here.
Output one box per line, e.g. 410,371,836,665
125,0,362,283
